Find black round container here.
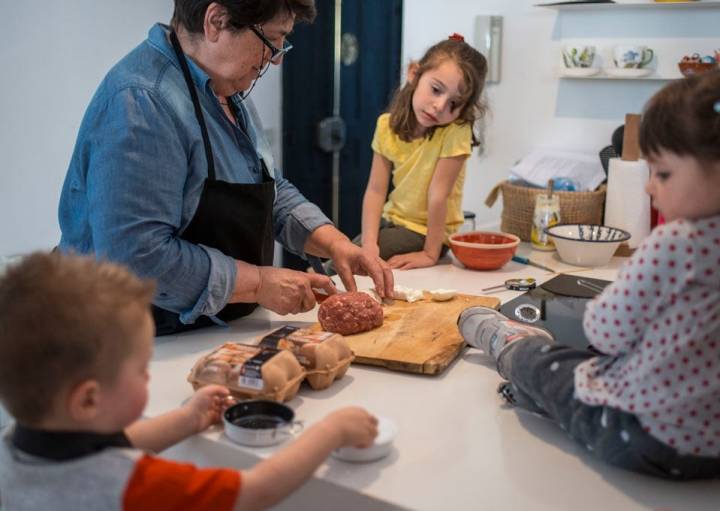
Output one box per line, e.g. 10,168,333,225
223,400,301,447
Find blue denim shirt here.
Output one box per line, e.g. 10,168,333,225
58,24,331,324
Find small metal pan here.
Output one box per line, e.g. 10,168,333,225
223,400,303,447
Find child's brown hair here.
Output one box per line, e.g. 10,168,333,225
0,252,155,425
387,37,488,146
640,69,720,168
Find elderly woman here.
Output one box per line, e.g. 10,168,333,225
58,0,393,335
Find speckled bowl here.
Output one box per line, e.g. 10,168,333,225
545,224,630,267
449,231,520,271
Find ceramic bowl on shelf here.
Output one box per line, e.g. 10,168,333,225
449,231,520,271
678,61,717,77
604,67,653,78
545,224,630,267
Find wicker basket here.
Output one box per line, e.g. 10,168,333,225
485,180,606,242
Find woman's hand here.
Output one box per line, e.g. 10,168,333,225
255,267,336,314
329,239,394,298
361,242,381,259
183,384,230,434
387,250,438,270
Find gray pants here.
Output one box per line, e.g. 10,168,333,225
324,219,448,274
368,219,448,261
497,336,720,480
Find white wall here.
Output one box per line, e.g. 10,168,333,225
2,1,718,256
403,0,720,229
0,1,282,258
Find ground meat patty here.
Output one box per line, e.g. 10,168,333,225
318,291,383,335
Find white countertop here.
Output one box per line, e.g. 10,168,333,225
146,248,720,511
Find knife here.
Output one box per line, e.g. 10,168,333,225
306,255,336,302
511,255,556,273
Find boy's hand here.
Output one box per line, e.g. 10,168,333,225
183,385,230,433
321,407,378,449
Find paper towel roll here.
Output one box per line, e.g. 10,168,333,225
604,157,651,248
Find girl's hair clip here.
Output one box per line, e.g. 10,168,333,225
448,33,465,42
714,100,720,114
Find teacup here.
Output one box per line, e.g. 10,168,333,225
613,46,654,69
562,45,596,68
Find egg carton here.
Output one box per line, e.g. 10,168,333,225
254,326,355,390
187,342,306,402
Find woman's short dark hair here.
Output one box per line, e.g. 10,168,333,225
172,0,316,34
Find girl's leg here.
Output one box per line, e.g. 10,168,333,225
458,306,720,479
377,220,448,260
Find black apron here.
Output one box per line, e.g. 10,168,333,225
152,32,275,336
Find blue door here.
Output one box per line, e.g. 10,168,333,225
282,0,403,270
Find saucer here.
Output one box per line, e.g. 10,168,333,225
560,67,600,78
604,67,653,78
331,416,397,463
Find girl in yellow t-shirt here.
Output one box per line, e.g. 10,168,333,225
361,34,488,270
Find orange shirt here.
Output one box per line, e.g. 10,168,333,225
123,455,241,510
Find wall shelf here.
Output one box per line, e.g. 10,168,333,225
557,68,683,80
537,1,720,10
559,74,676,80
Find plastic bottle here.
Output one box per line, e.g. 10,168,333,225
531,180,561,251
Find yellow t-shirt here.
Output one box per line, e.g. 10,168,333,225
371,113,472,241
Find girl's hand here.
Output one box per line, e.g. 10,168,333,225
183,384,230,433
387,250,437,270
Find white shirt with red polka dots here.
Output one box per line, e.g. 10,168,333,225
575,216,720,457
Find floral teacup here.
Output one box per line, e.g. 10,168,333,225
562,45,596,68
613,46,654,69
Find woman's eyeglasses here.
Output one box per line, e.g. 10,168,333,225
249,25,293,65
237,25,292,100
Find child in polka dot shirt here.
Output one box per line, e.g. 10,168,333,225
459,69,720,480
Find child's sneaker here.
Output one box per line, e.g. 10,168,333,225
458,306,553,358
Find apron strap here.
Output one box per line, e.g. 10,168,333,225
169,30,216,182
226,99,273,183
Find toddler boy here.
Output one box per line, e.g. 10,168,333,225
0,253,377,510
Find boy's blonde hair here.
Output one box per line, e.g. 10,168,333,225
0,252,155,425
387,37,488,146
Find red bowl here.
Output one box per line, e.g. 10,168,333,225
449,231,520,271
678,61,717,77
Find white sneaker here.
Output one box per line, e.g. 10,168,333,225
458,306,552,358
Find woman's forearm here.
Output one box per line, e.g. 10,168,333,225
302,224,351,259
228,260,261,303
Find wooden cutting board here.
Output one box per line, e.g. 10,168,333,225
311,293,500,375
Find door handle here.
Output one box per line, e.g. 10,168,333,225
316,116,347,153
